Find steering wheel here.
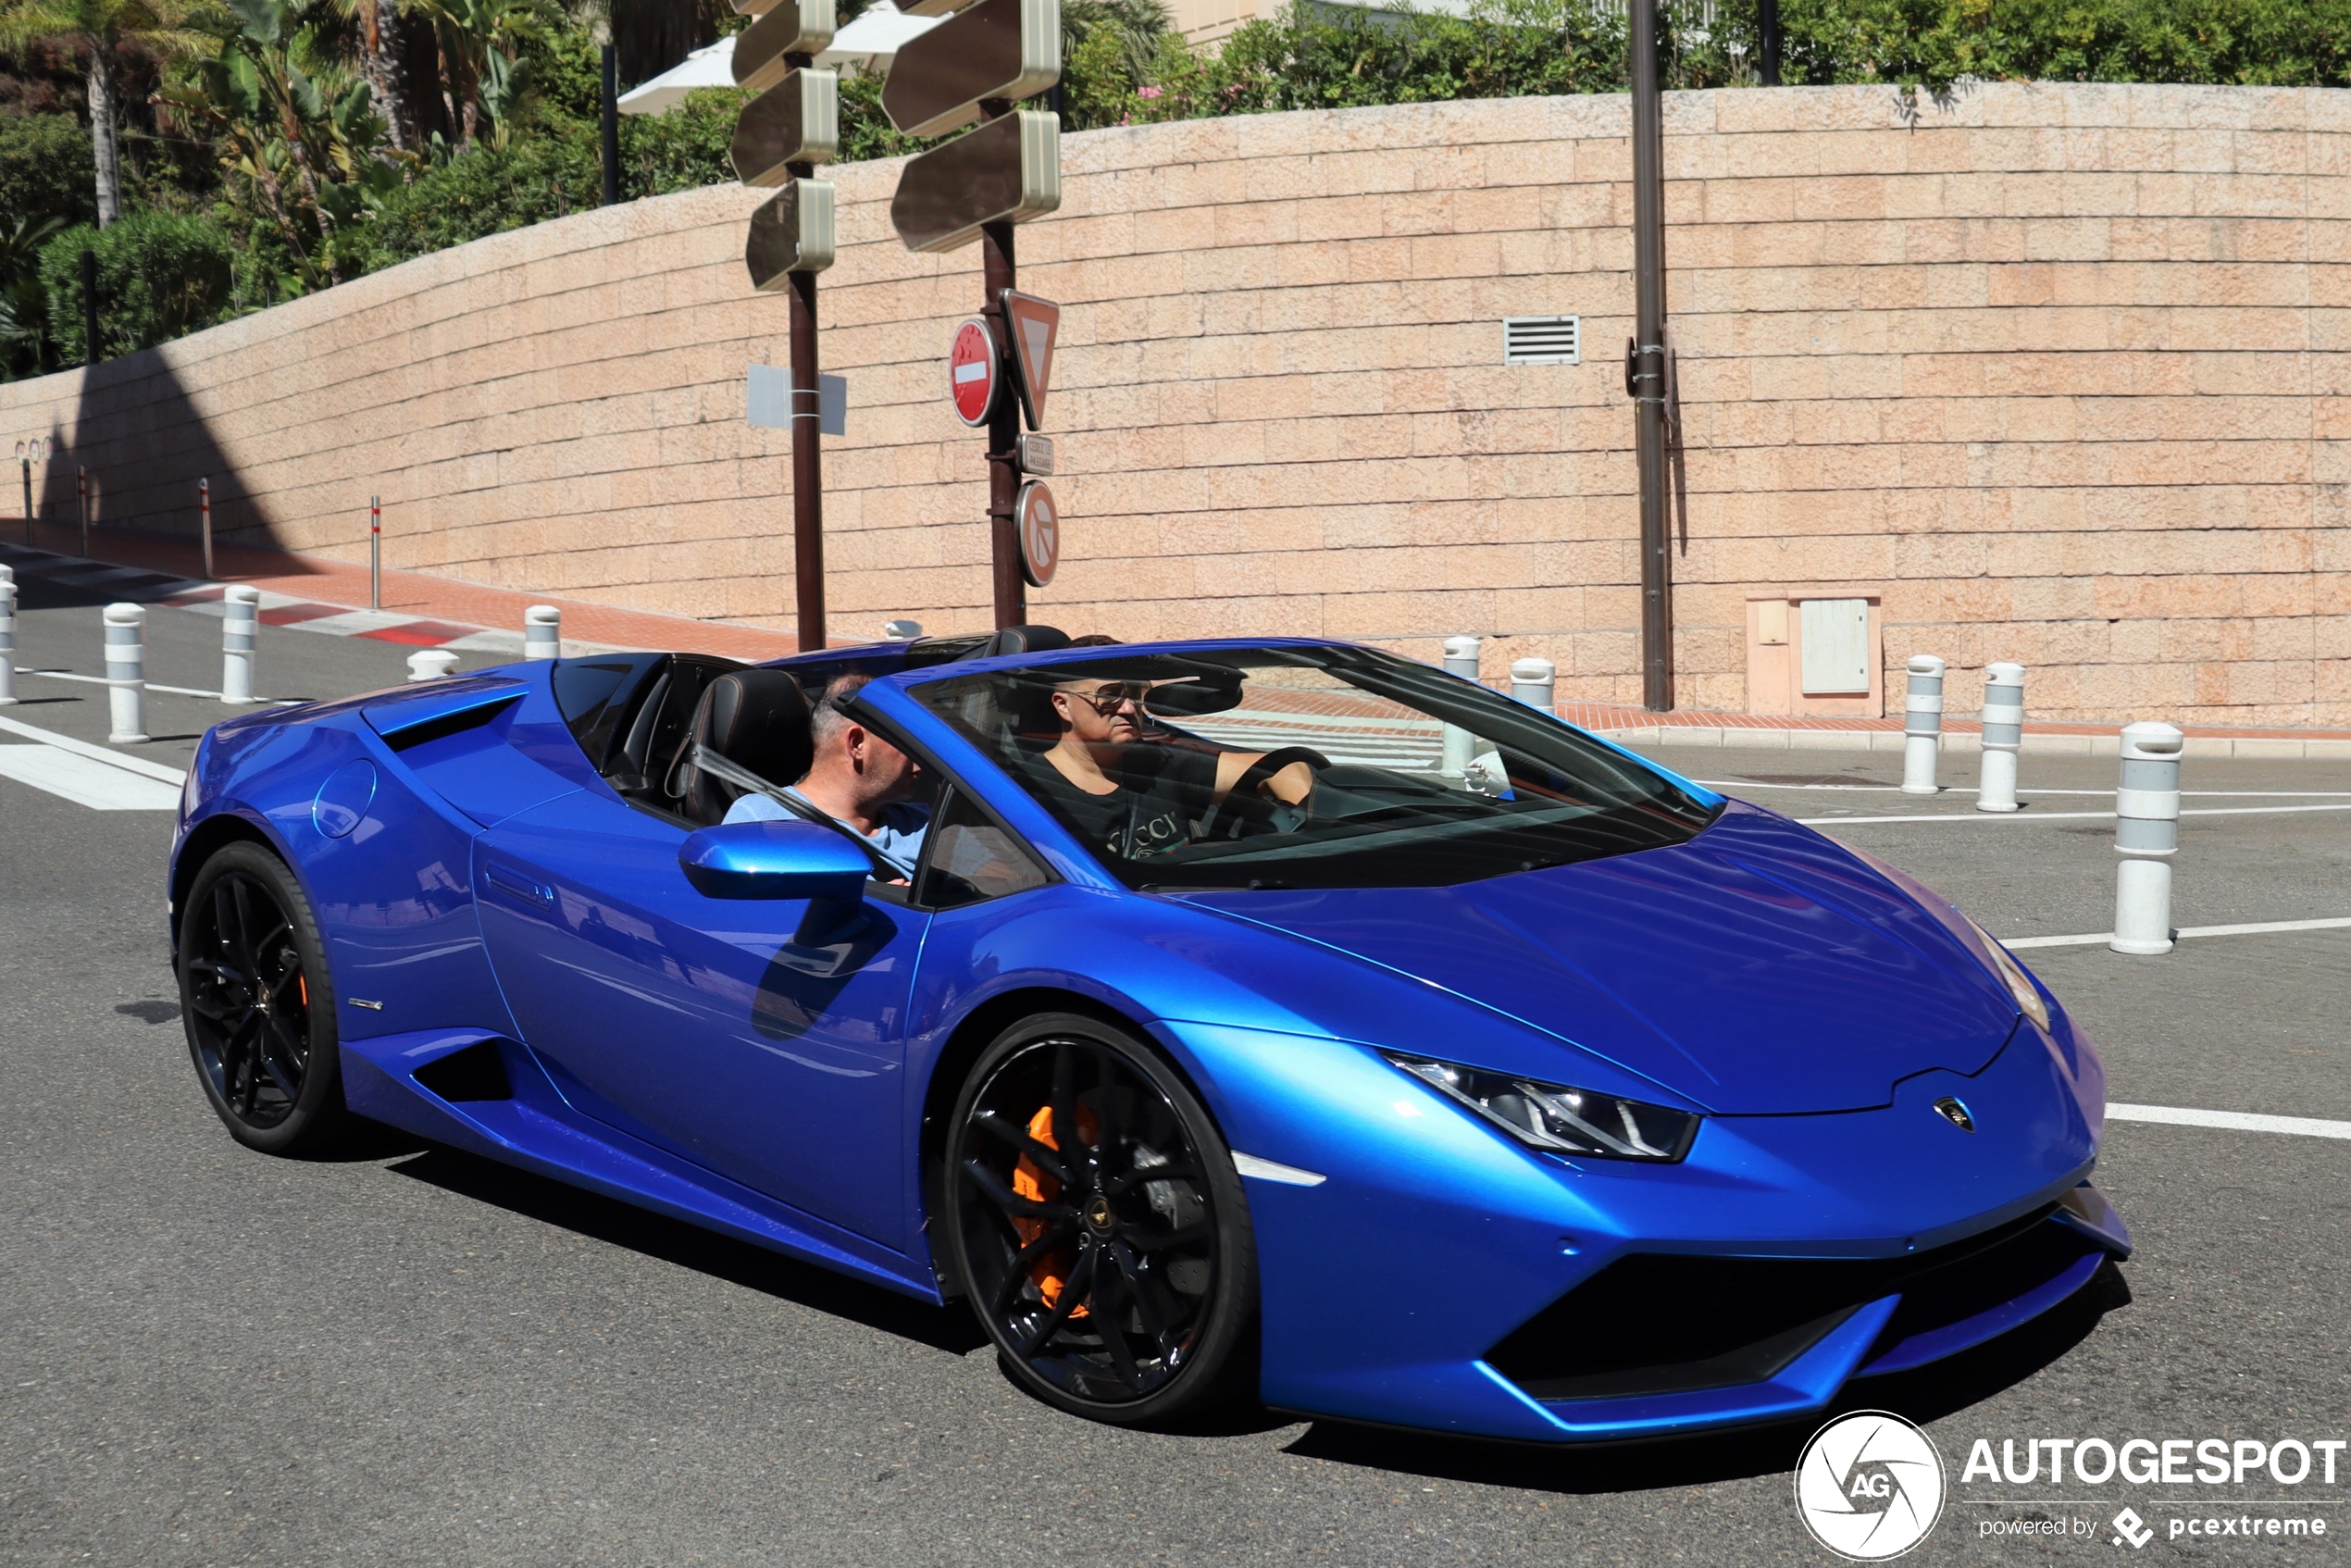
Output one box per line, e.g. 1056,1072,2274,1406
1194,747,1330,841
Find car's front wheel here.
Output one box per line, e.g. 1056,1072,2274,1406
178,840,349,1155
943,1013,1259,1425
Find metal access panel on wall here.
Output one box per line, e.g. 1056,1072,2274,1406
1799,599,1872,694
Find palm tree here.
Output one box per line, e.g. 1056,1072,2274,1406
0,216,68,379
157,0,394,283
0,0,205,226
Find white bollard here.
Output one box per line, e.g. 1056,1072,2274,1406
1511,656,1557,712
104,602,147,742
1976,661,2024,813
407,649,460,682
882,619,924,641
2110,721,2183,956
220,585,259,703
1441,634,1482,778
0,579,16,705
524,604,560,660
1900,653,1946,794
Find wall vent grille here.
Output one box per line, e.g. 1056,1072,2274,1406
1503,316,1580,366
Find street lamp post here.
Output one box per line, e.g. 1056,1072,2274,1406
1628,0,1673,712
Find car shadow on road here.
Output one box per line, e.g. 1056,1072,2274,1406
386,1144,990,1356
1282,1259,2131,1494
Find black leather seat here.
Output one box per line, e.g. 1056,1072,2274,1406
667,669,815,826
978,625,1069,657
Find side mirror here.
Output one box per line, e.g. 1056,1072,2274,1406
679,819,872,900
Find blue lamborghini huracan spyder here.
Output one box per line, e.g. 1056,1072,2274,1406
169,628,2129,1441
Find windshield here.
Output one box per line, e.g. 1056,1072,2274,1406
909,644,1721,890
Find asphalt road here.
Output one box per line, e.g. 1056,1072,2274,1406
3,604,2346,1566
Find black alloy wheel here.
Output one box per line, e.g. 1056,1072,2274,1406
179,841,348,1154
944,1013,1258,1425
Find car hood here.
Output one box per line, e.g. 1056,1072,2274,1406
1174,803,2021,1114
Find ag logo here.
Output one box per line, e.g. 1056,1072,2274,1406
1794,1410,1947,1561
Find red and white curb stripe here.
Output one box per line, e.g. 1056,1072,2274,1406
0,542,621,657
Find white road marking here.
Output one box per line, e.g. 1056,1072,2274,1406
19,668,298,704
0,745,181,809
2001,916,2351,950
1797,803,2351,826
1704,780,2351,797
2108,1103,2351,1141
0,715,189,783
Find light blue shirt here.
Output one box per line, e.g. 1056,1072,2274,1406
722,788,930,877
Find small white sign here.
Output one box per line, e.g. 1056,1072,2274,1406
747,366,847,436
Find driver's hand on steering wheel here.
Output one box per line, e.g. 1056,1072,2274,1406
1211,751,1313,804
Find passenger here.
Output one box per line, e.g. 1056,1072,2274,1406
725,674,930,877
1028,676,1312,859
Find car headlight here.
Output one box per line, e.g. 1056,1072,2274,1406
1960,915,2051,1032
1383,1052,1699,1162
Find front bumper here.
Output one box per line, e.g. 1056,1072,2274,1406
1165,1012,2122,1444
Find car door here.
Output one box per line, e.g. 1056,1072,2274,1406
472,785,927,1251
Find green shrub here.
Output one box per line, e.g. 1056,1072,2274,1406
38,210,235,363
363,131,605,268
0,115,100,231
1771,0,2351,89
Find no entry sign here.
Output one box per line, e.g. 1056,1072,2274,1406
1016,479,1059,588
948,317,1000,427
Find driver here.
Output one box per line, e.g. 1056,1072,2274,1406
1030,677,1312,860
725,675,930,877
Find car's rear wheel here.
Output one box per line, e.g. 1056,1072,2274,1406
178,841,348,1155
943,1013,1258,1425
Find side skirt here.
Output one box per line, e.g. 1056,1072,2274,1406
341,1027,943,1303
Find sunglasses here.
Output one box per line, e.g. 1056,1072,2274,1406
1067,681,1152,714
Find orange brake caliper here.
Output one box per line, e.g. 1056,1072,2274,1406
1012,1103,1095,1318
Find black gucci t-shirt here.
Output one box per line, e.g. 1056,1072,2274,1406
1020,744,1222,861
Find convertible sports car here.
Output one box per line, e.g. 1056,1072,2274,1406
169,629,2130,1441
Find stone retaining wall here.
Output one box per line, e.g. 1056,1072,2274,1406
4,81,2344,725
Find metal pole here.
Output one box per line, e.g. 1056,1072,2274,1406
1758,0,1781,84
1977,661,2024,813
2111,722,2183,955
0,580,16,705
601,44,621,207
1628,0,1673,712
18,458,28,544
220,584,259,703
200,476,213,580
78,466,88,554
81,248,100,367
1440,634,1481,778
104,602,147,743
370,495,381,610
1901,653,1945,794
1511,656,1557,713
788,268,826,651
982,213,1025,629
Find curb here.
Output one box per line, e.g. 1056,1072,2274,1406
1596,725,2351,762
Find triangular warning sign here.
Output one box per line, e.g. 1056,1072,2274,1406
999,289,1059,431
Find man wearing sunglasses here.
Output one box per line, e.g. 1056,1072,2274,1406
1029,678,1312,860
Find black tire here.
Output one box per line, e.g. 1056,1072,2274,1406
942,1012,1259,1426
178,841,350,1155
